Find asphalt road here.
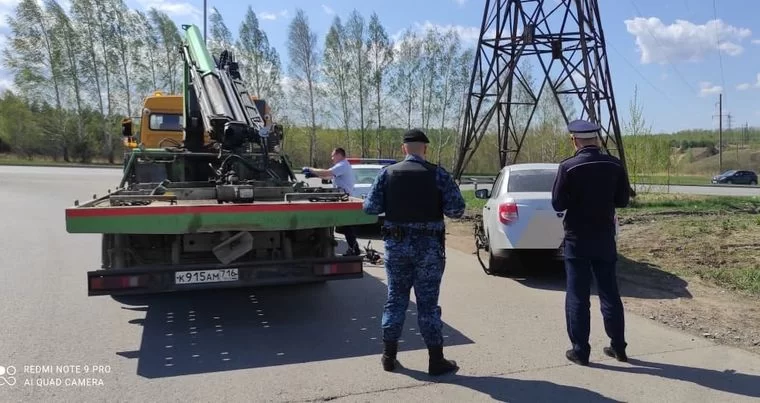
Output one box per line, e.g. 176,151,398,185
1,165,759,402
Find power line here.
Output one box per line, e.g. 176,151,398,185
607,41,674,102
627,0,697,94
712,0,727,111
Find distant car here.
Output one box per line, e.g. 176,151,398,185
474,163,619,274
323,158,396,226
711,170,757,185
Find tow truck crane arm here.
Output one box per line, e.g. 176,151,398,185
180,24,274,154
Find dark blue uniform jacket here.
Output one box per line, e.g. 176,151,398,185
551,146,631,257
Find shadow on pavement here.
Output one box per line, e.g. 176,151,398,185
496,254,691,300
113,269,473,379
397,367,621,402
592,358,760,399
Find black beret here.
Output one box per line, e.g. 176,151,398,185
402,129,430,144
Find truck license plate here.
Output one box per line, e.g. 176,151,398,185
175,268,239,284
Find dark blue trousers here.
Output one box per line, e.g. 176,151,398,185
563,237,626,359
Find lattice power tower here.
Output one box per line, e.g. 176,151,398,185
453,0,628,178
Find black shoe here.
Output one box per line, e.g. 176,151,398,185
565,349,589,366
427,345,459,376
381,341,399,371
603,346,628,362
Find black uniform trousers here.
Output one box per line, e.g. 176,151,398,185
563,234,626,359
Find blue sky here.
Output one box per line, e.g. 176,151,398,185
1,0,759,134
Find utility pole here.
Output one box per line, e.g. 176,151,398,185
713,94,723,173
203,0,207,43
727,112,736,167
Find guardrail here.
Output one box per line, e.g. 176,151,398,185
457,176,496,190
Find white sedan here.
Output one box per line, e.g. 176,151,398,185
474,163,618,274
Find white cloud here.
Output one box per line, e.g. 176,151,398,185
698,81,722,97
752,39,760,44
136,0,200,18
391,21,484,50
260,9,288,21
453,0,467,5
321,4,334,15
0,77,12,92
624,17,752,64
736,73,760,90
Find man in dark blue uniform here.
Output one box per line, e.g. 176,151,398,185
551,119,631,366
362,128,465,376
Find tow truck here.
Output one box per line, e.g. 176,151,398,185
64,24,377,296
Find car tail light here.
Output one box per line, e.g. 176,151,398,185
498,202,518,224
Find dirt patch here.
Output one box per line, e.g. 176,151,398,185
444,212,760,355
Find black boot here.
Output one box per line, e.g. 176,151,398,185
381,341,399,371
603,346,628,362
427,345,458,376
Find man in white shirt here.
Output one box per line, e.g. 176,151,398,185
303,147,361,256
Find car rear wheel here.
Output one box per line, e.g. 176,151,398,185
486,236,511,275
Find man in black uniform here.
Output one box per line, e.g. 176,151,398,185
362,129,465,375
551,119,631,366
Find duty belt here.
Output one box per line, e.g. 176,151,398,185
380,226,444,240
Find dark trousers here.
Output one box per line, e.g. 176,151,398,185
338,226,360,252
564,238,626,359
382,235,445,346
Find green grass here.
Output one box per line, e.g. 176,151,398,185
633,174,713,186
624,193,760,213
462,190,486,213
621,211,760,296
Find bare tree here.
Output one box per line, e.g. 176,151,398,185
345,10,370,156
287,9,321,166
237,7,284,111
208,7,235,58
432,29,462,164
388,29,421,129
367,12,393,157
148,9,182,94
322,16,354,152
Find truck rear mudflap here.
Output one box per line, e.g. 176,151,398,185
87,256,363,296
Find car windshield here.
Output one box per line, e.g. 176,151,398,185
354,167,381,184
506,169,558,192
721,170,737,176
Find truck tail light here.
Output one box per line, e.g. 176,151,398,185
498,202,518,224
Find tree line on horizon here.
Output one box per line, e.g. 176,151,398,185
1,0,758,175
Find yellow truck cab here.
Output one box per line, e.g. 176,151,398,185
122,91,274,149
120,92,185,149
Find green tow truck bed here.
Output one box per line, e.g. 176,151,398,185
65,189,377,296
66,193,376,234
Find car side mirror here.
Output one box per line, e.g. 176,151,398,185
121,118,132,137
322,179,332,185
474,189,490,199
